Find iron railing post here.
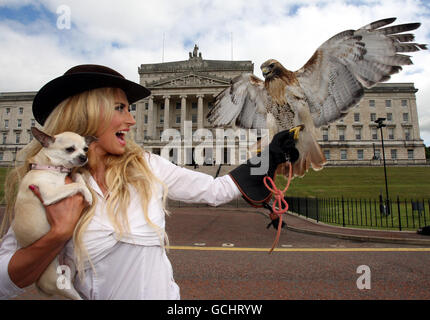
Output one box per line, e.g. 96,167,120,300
397,196,402,231
341,196,345,227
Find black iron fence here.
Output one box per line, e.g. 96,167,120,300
285,196,430,231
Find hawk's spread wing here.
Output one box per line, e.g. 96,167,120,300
207,73,268,129
295,17,427,127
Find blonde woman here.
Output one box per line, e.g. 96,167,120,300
0,65,298,300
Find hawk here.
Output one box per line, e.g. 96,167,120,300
207,18,427,177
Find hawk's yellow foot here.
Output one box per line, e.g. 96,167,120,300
289,124,304,140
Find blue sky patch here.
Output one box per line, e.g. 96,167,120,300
0,4,56,25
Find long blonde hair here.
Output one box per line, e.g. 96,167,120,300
1,87,168,275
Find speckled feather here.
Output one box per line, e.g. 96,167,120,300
207,17,426,177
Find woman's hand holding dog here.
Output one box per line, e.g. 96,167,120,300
9,177,88,288
29,176,88,242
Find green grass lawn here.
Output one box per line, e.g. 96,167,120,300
1,165,429,230
275,166,430,230
276,166,430,200
1,166,429,202
0,168,12,203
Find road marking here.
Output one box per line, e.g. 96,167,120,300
222,243,235,247
169,246,430,252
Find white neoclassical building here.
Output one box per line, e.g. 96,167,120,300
0,45,426,166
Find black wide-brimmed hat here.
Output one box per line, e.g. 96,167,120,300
32,64,151,125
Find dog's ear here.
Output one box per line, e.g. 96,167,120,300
85,135,98,146
31,127,55,148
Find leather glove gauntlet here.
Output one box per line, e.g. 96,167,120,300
229,129,299,207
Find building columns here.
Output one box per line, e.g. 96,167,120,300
135,100,144,142
197,94,204,128
147,96,155,139
180,94,187,135
163,95,170,131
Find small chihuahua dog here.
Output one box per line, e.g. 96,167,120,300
12,127,97,300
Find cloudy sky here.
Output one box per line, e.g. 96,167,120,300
1,0,429,144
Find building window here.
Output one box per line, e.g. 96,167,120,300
16,133,20,144
374,149,381,160
2,133,7,144
322,128,328,141
0,152,3,160
192,114,197,123
386,113,392,121
388,128,394,140
176,102,181,110
391,149,397,160
355,128,362,140
176,115,181,124
4,120,8,128
370,113,376,122
145,103,148,110
130,104,136,112
369,100,375,107
17,119,22,128
160,103,164,110
408,149,414,160
340,149,347,160
403,113,409,122
338,128,345,141
143,130,147,138
357,149,364,160
372,128,378,140
354,113,360,122
401,99,408,107
19,107,23,114
192,102,197,109
159,115,164,124
144,115,148,124
385,100,391,108
240,150,247,162
6,108,10,115
404,128,411,141
324,150,330,160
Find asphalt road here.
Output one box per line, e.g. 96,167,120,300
166,207,430,300
7,206,430,300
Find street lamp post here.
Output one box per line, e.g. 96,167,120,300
375,117,390,215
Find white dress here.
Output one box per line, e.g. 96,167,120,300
0,153,241,299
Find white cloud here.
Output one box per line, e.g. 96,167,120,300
0,0,429,144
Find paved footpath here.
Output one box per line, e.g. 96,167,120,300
283,211,430,246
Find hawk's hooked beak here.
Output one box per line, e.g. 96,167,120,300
261,67,269,78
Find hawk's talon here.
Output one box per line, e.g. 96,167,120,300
289,124,304,140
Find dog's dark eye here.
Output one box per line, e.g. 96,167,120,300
84,147,89,152
66,147,75,153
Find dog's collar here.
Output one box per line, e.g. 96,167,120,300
30,163,72,174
